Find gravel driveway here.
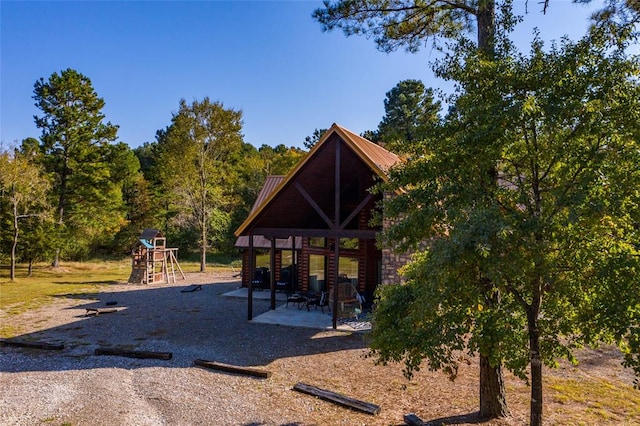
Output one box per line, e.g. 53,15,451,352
3,273,636,426
0,273,378,426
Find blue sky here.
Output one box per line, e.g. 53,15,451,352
1,1,603,149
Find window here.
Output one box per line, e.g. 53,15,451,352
339,238,359,250
309,254,326,292
309,237,326,248
339,256,358,286
281,250,293,266
254,250,270,268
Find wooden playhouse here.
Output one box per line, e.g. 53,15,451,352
128,229,184,284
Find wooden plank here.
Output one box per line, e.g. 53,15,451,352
293,382,380,415
85,308,118,317
94,348,172,360
404,413,424,426
0,339,64,350
180,284,202,293
194,359,272,378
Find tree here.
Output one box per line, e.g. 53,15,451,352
314,0,506,417
314,0,497,55
33,68,122,264
258,144,306,175
108,142,155,254
159,97,244,272
0,149,51,280
373,27,640,426
376,79,441,151
303,128,328,149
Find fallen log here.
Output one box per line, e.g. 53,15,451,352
293,382,380,415
85,308,118,317
404,413,424,426
94,348,172,360
0,339,64,350
194,359,271,378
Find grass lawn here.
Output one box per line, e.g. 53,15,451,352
0,258,236,313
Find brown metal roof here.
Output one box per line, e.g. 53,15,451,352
335,125,401,174
235,176,297,248
249,175,285,215
234,123,402,237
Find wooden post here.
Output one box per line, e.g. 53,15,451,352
0,339,64,350
291,236,296,291
248,231,254,321
194,359,272,378
270,237,276,310
404,413,425,426
85,308,118,316
94,348,172,360
293,382,380,415
333,138,341,330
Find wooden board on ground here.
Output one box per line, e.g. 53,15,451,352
94,348,173,360
181,284,202,293
194,359,272,378
293,382,380,415
0,339,64,350
404,413,425,426
85,308,118,317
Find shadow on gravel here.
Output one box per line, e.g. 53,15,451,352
0,280,367,373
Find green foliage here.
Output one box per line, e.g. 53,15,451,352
261,144,306,175
376,79,441,151
313,0,478,53
303,128,328,149
373,24,640,419
32,68,125,262
0,149,52,279
107,142,155,254
158,97,244,270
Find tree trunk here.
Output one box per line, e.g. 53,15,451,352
477,0,496,56
528,314,543,426
53,163,67,269
52,249,60,268
27,259,33,277
476,3,506,419
200,226,207,273
11,205,18,281
479,355,509,418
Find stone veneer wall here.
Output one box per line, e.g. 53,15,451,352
380,191,415,286
381,247,412,285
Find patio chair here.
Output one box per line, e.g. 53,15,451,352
306,291,329,313
251,267,270,291
276,266,294,293
286,292,307,309
330,281,363,319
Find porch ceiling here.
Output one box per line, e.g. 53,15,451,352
235,123,401,240
246,135,381,235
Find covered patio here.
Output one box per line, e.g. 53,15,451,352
234,123,401,329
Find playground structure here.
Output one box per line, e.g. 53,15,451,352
128,229,185,284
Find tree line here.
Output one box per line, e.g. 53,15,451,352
0,69,309,276
0,67,420,278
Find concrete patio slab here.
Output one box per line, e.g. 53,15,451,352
222,287,371,332
221,287,288,301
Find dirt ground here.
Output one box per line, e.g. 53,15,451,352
0,272,638,425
